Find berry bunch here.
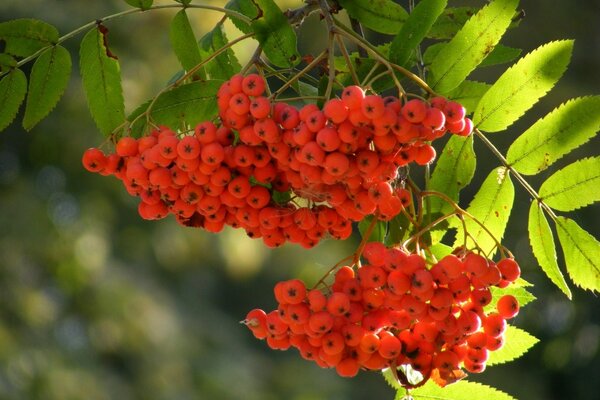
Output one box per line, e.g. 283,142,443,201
244,243,521,384
82,74,473,248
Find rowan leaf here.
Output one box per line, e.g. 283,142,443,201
427,7,476,39
169,10,204,79
225,0,258,34
338,0,408,35
454,167,514,256
123,0,153,9
428,0,518,94
0,18,58,57
528,201,571,297
389,0,447,67
404,379,516,400
478,44,522,68
487,326,539,366
474,40,574,132
539,157,600,212
555,217,600,292
199,22,241,80
23,45,72,130
79,26,125,136
506,96,600,174
0,69,27,132
488,285,536,311
446,80,491,113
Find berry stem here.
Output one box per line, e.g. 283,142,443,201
269,50,328,100
335,34,360,86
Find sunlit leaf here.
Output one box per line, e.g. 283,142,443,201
507,96,600,174
169,10,204,79
0,69,27,132
539,157,600,212
338,0,408,35
0,18,58,57
528,201,571,297
427,7,477,39
79,26,125,136
487,326,539,366
389,0,447,67
199,22,241,80
454,167,514,256
478,44,522,68
474,40,574,132
23,45,71,130
555,217,600,292
403,379,516,400
429,0,518,94
446,80,491,113
488,285,536,311
123,0,153,9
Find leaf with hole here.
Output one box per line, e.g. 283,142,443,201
23,45,71,130
338,0,408,35
474,40,574,132
428,0,518,94
555,217,600,292
528,201,571,297
507,96,600,174
0,69,27,132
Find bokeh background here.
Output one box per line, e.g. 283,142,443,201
1,1,599,399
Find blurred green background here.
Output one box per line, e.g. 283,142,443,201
1,1,599,399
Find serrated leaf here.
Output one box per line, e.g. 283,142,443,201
0,69,27,132
528,201,571,297
389,0,447,67
429,0,518,94
199,22,241,80
123,0,153,9
556,217,600,292
149,80,222,128
446,80,491,113
428,135,476,242
225,0,258,34
487,326,539,366
79,26,125,136
358,216,386,243
507,96,600,174
489,285,536,311
454,167,514,256
407,379,516,400
23,45,71,130
170,10,204,79
427,7,477,39
382,368,402,391
249,0,300,67
539,157,600,212
0,19,59,57
338,0,408,35
478,44,522,68
474,40,574,132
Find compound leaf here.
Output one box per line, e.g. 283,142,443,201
487,326,539,366
539,157,600,212
0,68,27,132
528,201,571,297
507,96,600,174
429,0,518,94
474,40,574,132
0,18,59,57
555,217,600,292
338,0,408,35
79,26,125,136
23,45,72,130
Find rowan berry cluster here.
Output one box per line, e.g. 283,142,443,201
244,243,521,384
82,74,472,248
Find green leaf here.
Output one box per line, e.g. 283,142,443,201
79,26,125,136
539,157,600,212
389,0,447,67
446,80,491,114
225,0,258,34
199,22,242,80
0,18,59,57
555,217,600,292
169,10,204,79
174,0,192,6
338,0,408,35
23,45,71,130
123,0,153,9
406,379,516,400
358,216,386,243
248,0,300,68
0,54,17,70
478,44,522,68
487,326,539,366
506,96,600,174
454,167,514,256
427,135,476,242
428,0,518,94
474,40,574,132
528,201,571,297
386,212,411,247
0,69,27,132
427,7,477,39
148,80,222,128
489,285,536,311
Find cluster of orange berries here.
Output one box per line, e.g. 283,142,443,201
82,74,472,247
244,243,521,382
